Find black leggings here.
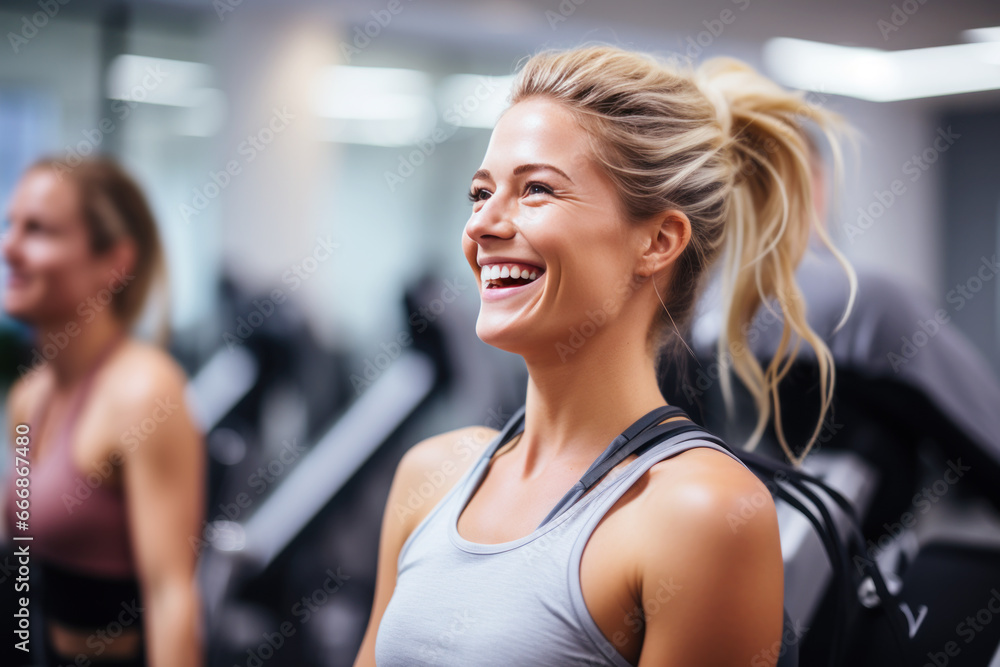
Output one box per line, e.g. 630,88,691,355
36,561,147,667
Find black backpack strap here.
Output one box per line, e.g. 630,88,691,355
486,403,697,528
734,447,914,666
577,413,721,490
537,407,716,527
576,406,690,482
490,403,690,476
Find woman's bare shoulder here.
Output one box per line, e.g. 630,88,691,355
643,445,773,522
112,339,189,388
391,424,499,527
99,339,198,440
629,444,779,571
5,364,56,434
399,424,498,484
4,371,43,435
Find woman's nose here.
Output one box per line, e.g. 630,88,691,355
465,192,516,243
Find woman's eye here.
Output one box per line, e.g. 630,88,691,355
526,182,552,196
468,187,491,203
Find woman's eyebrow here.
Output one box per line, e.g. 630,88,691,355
471,163,575,184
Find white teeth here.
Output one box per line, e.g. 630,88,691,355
479,263,544,289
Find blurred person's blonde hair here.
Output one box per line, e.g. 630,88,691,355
508,45,857,465
30,155,171,348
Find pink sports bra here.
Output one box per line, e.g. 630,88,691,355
3,332,135,579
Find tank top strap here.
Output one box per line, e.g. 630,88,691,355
580,430,751,524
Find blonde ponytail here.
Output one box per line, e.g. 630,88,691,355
693,57,857,464
509,44,857,465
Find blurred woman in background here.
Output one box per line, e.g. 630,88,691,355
1,156,205,667
356,44,856,666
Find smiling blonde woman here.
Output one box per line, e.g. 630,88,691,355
355,44,855,667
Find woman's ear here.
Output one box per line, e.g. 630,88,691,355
104,237,138,283
636,209,691,278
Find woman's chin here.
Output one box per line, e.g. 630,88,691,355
476,318,556,360
476,319,526,353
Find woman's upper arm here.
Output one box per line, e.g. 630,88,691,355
637,450,785,667
118,354,205,596
352,445,418,667
353,425,495,667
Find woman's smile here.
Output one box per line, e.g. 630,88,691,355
479,260,546,301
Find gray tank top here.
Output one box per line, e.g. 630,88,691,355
374,427,750,666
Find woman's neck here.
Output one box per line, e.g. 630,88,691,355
513,324,669,480
31,311,126,387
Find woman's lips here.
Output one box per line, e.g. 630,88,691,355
480,272,543,302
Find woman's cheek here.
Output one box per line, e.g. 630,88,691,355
516,203,547,227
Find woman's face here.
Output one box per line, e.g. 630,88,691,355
1,168,120,326
462,97,647,358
